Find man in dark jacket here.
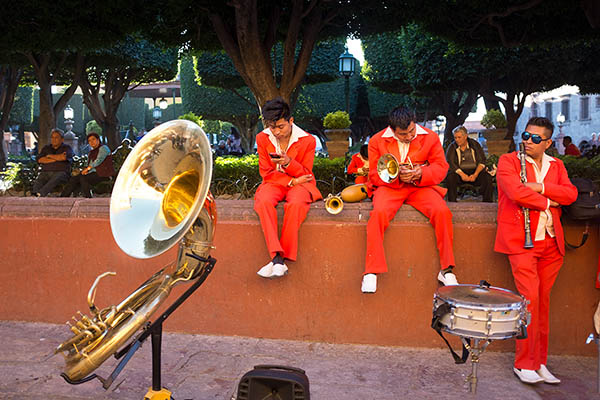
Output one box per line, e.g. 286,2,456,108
32,128,74,197
445,126,493,202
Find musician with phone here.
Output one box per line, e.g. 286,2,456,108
254,97,322,278
361,107,458,293
495,117,577,385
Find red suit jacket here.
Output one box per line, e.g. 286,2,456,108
256,127,322,201
494,152,577,256
367,125,448,197
347,153,368,184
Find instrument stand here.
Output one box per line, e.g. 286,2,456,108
61,256,217,400
586,333,600,393
461,338,491,394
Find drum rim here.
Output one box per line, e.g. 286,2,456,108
434,284,525,308
440,326,520,340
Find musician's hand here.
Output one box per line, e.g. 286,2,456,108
411,165,422,182
293,174,314,185
549,200,560,207
272,152,291,166
524,182,543,193
399,167,415,183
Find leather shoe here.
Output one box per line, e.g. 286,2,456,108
536,364,560,384
361,274,377,293
437,270,458,286
257,262,274,278
271,263,288,278
513,368,543,384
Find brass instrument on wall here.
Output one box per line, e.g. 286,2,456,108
324,184,369,214
54,120,216,383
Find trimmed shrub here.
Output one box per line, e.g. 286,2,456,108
323,111,351,129
481,109,507,129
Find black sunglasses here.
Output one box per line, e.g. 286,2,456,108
521,131,551,145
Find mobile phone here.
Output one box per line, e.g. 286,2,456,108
269,152,282,159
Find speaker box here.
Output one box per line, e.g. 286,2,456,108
236,364,310,400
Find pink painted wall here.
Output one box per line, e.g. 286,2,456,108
0,198,597,356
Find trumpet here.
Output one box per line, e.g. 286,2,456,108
324,184,369,214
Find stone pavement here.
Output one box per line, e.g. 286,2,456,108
0,321,598,400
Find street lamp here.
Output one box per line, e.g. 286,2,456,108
338,48,356,114
63,105,78,154
556,113,566,154
435,118,443,135
159,98,168,110
153,106,162,127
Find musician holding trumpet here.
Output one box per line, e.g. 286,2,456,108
361,107,459,293
495,117,577,384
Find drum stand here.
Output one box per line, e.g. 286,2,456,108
586,333,600,393
461,338,491,394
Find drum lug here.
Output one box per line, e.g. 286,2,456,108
486,311,493,336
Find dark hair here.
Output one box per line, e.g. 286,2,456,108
526,117,554,138
262,97,291,123
230,126,240,139
388,107,415,130
51,128,65,138
359,144,369,159
563,136,572,144
87,132,101,142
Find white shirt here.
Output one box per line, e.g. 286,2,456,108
382,124,428,163
525,153,556,240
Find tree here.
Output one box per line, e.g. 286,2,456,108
79,38,178,149
0,64,25,168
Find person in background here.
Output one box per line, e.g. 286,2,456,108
445,126,493,202
60,132,115,198
215,140,229,157
562,136,581,156
347,144,370,184
227,127,244,156
32,128,74,197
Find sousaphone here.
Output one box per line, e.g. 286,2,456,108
54,120,216,382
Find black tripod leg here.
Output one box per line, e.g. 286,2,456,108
152,323,163,392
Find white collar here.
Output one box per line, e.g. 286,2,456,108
525,152,556,165
525,152,555,182
265,123,308,152
382,124,428,139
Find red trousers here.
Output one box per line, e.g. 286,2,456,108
254,182,312,261
365,186,455,274
508,236,563,370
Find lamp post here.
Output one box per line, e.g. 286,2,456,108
159,98,168,110
153,106,162,128
63,105,78,155
338,48,356,114
556,113,565,154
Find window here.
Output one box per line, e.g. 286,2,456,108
531,102,538,117
596,96,600,109
561,99,570,121
545,102,552,120
580,97,590,120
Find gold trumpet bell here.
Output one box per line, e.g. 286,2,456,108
324,193,344,214
377,153,400,183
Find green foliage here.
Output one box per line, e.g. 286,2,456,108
86,120,103,136
178,111,203,128
481,109,507,129
0,160,38,192
559,155,600,183
203,120,221,134
8,87,34,126
323,111,351,129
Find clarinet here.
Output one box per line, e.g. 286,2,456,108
518,142,534,249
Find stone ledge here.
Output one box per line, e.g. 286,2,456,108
0,197,499,224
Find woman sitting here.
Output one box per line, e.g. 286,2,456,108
61,132,115,198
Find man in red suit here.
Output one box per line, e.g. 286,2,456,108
361,107,458,293
254,97,322,278
495,117,577,384
347,144,369,184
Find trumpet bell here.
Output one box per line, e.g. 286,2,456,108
377,153,399,183
110,120,213,259
340,184,368,203
324,193,344,214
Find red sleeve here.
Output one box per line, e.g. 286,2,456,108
496,153,548,211
347,154,360,174
543,159,578,206
257,133,293,187
283,136,316,178
415,134,449,187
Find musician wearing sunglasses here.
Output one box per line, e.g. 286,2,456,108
254,97,322,279
361,107,458,293
495,117,577,385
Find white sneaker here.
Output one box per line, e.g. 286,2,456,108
271,263,288,278
257,262,274,278
513,368,544,384
536,364,560,384
361,274,377,293
437,270,458,286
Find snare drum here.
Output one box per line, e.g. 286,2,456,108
433,283,529,340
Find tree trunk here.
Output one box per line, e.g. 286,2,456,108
436,90,478,147
100,115,120,149
231,114,259,153
482,94,501,113
0,65,23,168
208,1,335,108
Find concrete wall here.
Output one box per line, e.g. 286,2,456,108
0,198,598,356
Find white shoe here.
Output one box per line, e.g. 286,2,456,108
361,274,377,293
437,270,458,286
536,364,560,384
513,368,544,384
257,262,274,278
271,263,288,278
